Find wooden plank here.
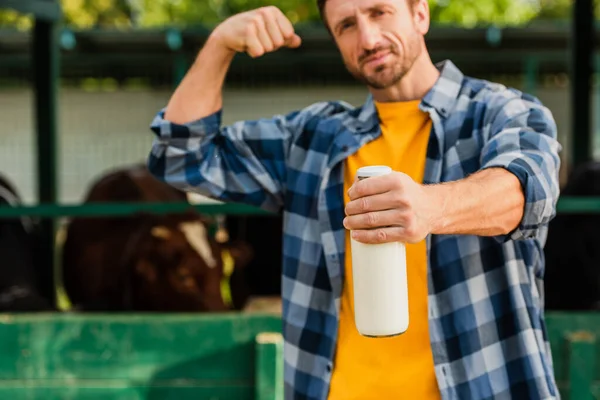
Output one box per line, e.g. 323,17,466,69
255,333,283,400
0,385,250,400
544,313,600,398
0,0,61,21
566,331,595,400
0,313,281,387
3,311,598,398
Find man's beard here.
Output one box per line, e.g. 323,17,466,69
345,40,421,90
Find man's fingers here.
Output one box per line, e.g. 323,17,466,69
350,226,421,244
285,34,302,48
347,174,398,201
245,8,300,56
244,24,264,58
343,209,405,230
345,192,405,216
350,227,406,244
263,10,285,47
275,10,296,41
254,15,274,53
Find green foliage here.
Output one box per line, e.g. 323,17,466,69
428,0,540,27
0,0,590,30
222,0,320,24
0,0,133,30
535,0,571,20
0,9,33,30
62,0,133,28
130,0,222,28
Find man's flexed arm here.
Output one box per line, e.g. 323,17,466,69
148,7,325,213
164,6,301,124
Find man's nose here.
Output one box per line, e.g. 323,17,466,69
358,22,380,50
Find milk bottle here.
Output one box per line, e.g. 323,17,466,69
350,165,409,337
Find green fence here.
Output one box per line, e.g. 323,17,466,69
0,313,284,400
0,312,596,399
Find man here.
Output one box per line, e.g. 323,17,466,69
147,0,562,399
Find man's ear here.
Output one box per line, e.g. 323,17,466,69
413,0,431,36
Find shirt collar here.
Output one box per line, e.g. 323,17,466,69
353,59,465,132
420,59,465,118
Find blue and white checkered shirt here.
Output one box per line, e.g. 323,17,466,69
148,60,562,400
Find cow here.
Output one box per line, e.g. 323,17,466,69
0,173,54,311
60,164,253,312
544,161,600,311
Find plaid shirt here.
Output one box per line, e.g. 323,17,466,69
148,60,562,400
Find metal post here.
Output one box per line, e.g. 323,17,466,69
571,0,594,166
166,28,187,88
523,56,539,96
33,4,59,307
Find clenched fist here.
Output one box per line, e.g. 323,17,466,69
210,6,302,58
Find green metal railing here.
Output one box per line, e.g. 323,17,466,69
0,196,594,218
0,202,273,217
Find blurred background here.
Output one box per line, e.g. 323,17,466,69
0,1,599,399
0,0,595,203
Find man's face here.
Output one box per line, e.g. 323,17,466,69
325,0,428,90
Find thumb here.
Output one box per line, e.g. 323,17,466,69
285,34,302,48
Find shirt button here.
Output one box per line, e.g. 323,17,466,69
326,363,333,372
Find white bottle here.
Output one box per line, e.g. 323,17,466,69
350,165,409,337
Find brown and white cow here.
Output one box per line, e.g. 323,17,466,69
60,164,253,312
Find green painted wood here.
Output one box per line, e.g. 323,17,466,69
255,333,283,400
0,313,282,399
0,386,249,400
566,331,595,400
545,313,600,399
0,312,599,398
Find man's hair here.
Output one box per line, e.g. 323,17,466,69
317,0,419,27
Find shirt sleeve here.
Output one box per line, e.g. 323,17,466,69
479,90,562,241
146,102,333,213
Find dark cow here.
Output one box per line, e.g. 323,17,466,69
0,173,54,311
544,161,600,311
61,164,253,312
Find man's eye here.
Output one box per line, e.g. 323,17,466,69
341,22,355,31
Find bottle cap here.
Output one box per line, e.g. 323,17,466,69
356,165,393,179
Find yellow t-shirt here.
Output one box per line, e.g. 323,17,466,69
327,99,440,400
